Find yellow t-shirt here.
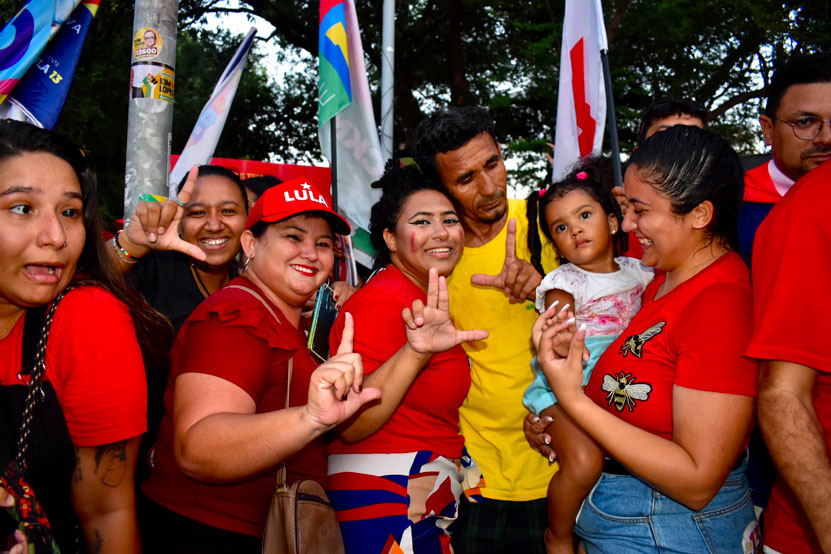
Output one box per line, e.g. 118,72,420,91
448,198,559,501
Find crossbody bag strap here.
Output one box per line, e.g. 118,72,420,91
225,284,293,487
225,284,282,324
14,286,74,472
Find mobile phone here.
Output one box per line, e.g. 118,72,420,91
307,284,338,362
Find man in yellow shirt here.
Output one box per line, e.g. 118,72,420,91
413,107,558,553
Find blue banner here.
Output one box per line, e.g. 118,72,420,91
1,0,99,128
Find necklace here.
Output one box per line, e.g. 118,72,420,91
190,262,211,298
190,262,229,298
0,311,24,340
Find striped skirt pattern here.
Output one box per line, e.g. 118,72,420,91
327,451,464,554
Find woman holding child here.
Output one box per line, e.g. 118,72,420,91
536,126,760,553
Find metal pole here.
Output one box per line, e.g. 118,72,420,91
600,49,622,189
380,0,395,161
330,117,339,280
124,0,179,219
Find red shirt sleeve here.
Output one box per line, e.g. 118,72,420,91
47,287,148,447
746,161,831,371
673,281,758,396
176,314,276,401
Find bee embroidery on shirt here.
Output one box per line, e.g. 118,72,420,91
601,372,653,412
619,322,666,358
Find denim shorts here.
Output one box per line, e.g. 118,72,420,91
575,463,762,553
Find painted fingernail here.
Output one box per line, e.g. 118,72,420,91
158,226,166,235
544,436,550,445
565,317,576,326
532,416,540,423
579,323,587,333
559,303,570,313
543,416,553,423
549,453,555,463
148,233,156,242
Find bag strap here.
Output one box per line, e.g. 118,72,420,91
225,284,293,487
225,284,282,324
14,286,73,473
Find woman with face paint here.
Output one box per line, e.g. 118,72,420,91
326,162,488,554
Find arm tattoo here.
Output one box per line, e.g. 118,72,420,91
94,440,128,488
73,446,83,483
90,529,103,553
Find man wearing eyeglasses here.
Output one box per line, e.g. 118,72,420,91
743,52,831,554
739,53,831,262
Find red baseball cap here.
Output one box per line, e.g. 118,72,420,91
245,177,351,235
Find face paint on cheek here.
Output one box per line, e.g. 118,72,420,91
410,232,417,253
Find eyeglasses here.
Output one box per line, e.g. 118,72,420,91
773,115,831,141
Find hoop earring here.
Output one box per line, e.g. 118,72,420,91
243,255,252,273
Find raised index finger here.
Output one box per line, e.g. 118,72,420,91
176,165,199,207
335,312,354,355
426,267,439,309
504,218,518,264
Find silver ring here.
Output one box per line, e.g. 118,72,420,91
174,197,187,208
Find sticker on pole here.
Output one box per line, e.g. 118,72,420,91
130,62,174,103
134,27,163,60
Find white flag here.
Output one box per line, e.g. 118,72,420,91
169,27,256,194
319,0,384,232
552,0,607,182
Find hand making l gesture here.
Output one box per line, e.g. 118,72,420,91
470,218,542,303
402,268,489,353
306,312,381,430
120,166,207,261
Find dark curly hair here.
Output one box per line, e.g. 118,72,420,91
411,106,496,185
369,161,450,272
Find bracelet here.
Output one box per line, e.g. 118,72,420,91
113,230,139,264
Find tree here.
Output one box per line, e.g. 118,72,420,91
2,0,829,210
205,0,830,190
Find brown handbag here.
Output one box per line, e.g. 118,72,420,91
261,358,345,554
223,286,345,554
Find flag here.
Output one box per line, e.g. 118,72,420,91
0,0,81,105
0,0,99,128
318,0,383,233
318,0,351,125
552,0,607,181
169,27,256,193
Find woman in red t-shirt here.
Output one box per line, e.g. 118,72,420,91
536,126,761,553
141,179,382,553
0,121,167,553
326,163,488,554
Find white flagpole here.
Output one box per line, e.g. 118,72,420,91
380,0,395,161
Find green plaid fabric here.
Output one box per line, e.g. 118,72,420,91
451,496,548,553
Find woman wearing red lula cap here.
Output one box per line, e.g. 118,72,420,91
140,178,380,553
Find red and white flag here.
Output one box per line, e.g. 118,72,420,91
552,0,608,181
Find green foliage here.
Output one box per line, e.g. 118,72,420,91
2,0,829,214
